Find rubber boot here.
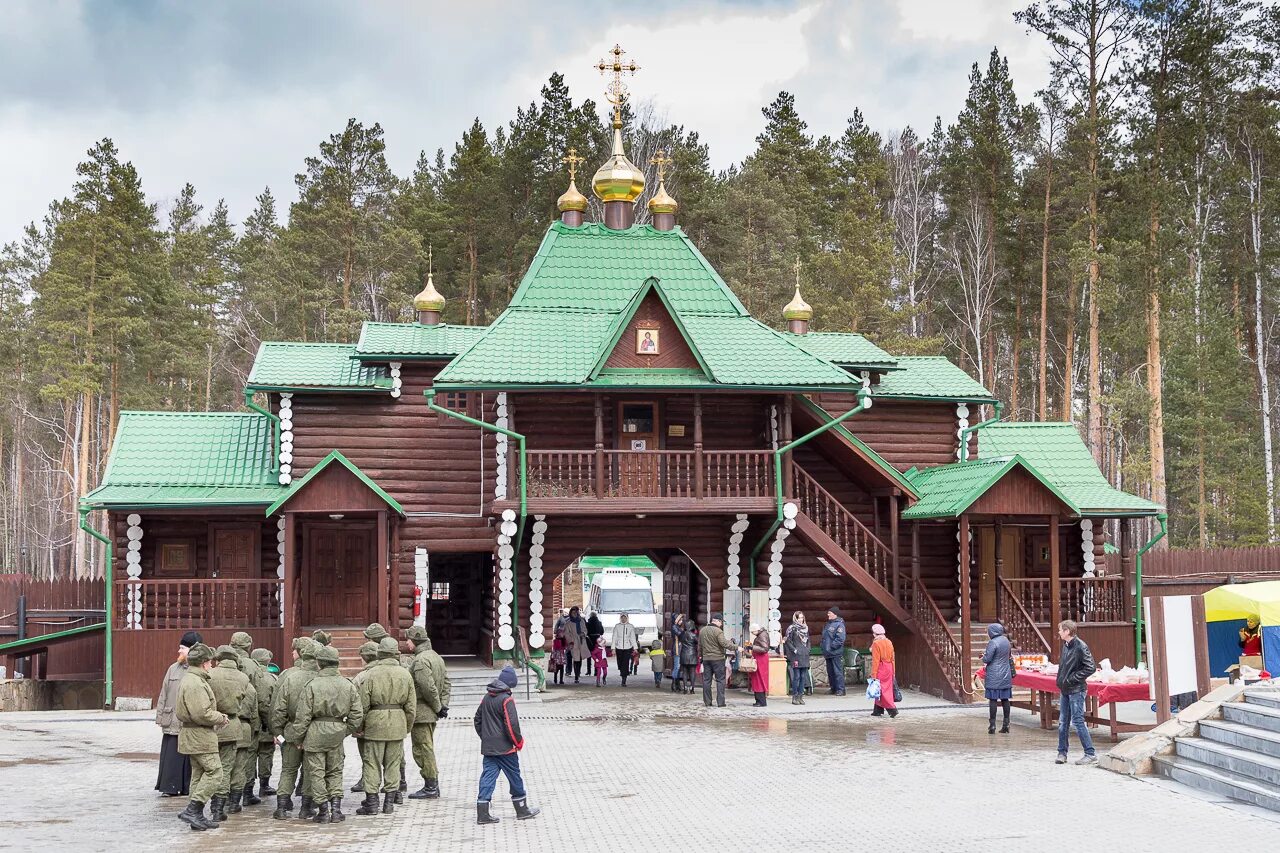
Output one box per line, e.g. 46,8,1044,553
350,780,364,793
382,792,395,814
410,778,440,800
355,793,380,816
272,794,292,819
513,796,540,821
243,782,261,806
477,801,499,825
312,799,331,824
259,776,276,797
226,788,243,814
395,778,406,804
178,800,211,831
209,795,227,823
298,795,318,820
330,797,345,823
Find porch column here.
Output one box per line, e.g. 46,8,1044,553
594,394,605,499
694,394,704,499
993,519,1003,617
283,512,296,641
959,514,972,687
782,396,794,498
1120,518,1134,624
1049,513,1061,661
377,510,389,628
890,493,900,601
910,521,920,587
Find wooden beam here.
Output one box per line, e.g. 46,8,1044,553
1119,518,1134,624
782,396,794,498
283,512,296,640
377,510,389,628
890,495,899,601
1049,513,1061,661
1150,596,1170,725
959,513,972,688
1191,595,1211,698
594,394,605,499
911,520,920,588
390,515,401,633
694,393,704,499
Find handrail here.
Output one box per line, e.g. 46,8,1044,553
997,577,1052,656
112,578,284,630
792,465,895,590
910,576,965,693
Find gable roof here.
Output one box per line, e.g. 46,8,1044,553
586,277,713,380
785,332,899,371
82,411,282,508
246,342,390,392
354,322,489,360
901,455,1075,519
873,356,996,402
978,423,1162,516
264,450,404,516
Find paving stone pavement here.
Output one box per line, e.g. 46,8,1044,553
2,682,1277,852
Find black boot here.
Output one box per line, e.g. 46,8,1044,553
988,716,997,734
312,799,331,824
272,794,292,819
243,782,261,806
350,780,364,793
329,797,345,823
513,796,540,821
178,800,214,831
477,801,499,825
259,776,276,796
298,795,318,820
382,792,395,814
209,795,227,823
226,788,243,814
410,778,440,799
355,793,380,816
395,777,406,804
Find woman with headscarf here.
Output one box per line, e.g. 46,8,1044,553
155,630,202,796
870,623,898,718
783,611,811,705
748,623,771,707
669,613,686,692
1240,615,1263,657
585,611,605,675
562,606,591,684
981,623,1014,733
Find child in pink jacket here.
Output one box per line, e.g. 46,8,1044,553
592,637,608,686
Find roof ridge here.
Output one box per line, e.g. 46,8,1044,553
259,341,357,349
118,410,268,418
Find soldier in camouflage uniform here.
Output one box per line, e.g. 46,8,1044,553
406,625,451,800
250,647,277,798
355,637,416,815
269,637,318,819
175,643,227,831
293,644,363,824
312,629,332,648
208,645,254,821
348,641,380,794
229,631,268,806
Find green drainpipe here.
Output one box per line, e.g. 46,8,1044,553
958,401,1003,463
244,390,281,475
747,391,870,586
79,507,113,708
425,390,529,663
1133,513,1168,666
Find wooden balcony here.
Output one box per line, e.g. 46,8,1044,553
113,578,283,630
495,449,775,514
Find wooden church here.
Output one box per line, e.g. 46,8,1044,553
84,48,1163,704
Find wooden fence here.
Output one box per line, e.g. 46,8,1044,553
0,574,106,680
1104,545,1280,597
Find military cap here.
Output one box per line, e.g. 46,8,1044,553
314,645,340,666
299,639,318,659
291,636,313,655
186,643,215,666
312,629,332,646
230,631,253,650
377,637,400,658
216,645,240,663
405,625,429,644
251,648,273,665
358,641,379,662
363,623,389,642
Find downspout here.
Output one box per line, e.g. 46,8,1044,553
425,390,530,664
1133,513,1168,666
958,401,1003,463
747,390,871,586
244,390,281,475
79,507,113,708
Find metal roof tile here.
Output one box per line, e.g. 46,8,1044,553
247,342,390,390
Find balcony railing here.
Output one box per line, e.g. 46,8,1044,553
113,579,283,630
1002,576,1128,625
523,449,773,501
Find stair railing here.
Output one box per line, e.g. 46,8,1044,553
792,465,896,593
910,576,965,694
997,577,1053,657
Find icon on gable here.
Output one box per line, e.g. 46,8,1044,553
635,328,659,354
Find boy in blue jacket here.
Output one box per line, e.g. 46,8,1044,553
473,666,540,825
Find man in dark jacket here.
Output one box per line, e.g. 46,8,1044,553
1055,620,1097,765
473,666,539,825
821,607,847,696
698,616,736,708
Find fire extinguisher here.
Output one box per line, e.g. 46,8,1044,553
413,585,423,619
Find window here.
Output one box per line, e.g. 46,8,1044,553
598,589,654,615
430,582,451,601
442,392,468,411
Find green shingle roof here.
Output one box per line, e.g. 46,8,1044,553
873,356,996,402
785,332,899,370
247,342,390,391
679,315,855,386
354,322,489,360
979,423,1163,516
435,308,620,385
902,455,1073,519
82,412,282,508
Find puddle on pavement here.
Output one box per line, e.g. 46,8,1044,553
116,751,161,762
0,756,69,768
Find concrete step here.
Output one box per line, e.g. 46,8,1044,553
1245,689,1280,711
1174,736,1280,787
1153,753,1280,812
1199,719,1280,761
1224,701,1280,734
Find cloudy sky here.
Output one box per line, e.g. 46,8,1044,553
1,0,1052,240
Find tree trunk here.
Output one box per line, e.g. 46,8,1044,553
1247,142,1276,542
1064,272,1079,422
1039,152,1053,421
1086,9,1104,464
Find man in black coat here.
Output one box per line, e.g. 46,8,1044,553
1054,619,1097,765
473,666,539,825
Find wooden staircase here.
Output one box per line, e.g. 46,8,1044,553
313,628,367,677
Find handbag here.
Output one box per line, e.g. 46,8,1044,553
739,654,757,673
866,677,881,700
892,677,902,704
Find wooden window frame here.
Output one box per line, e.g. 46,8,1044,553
151,537,199,578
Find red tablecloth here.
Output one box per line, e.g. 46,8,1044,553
1010,669,1150,704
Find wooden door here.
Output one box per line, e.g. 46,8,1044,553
425,554,485,656
661,555,691,660
616,401,659,497
304,523,375,626
978,527,997,622
209,524,260,626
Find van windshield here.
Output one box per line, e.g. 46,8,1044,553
598,589,654,615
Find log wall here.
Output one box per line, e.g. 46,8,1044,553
814,396,964,471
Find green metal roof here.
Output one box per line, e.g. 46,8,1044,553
873,356,996,402
901,455,1075,520
82,411,282,509
679,315,854,386
247,342,391,391
265,449,404,516
785,332,899,370
578,555,659,571
434,308,620,385
979,423,1163,516
354,322,489,360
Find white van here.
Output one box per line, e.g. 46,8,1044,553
587,569,659,648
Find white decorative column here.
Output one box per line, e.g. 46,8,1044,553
527,515,547,648
859,370,872,394
955,403,970,461
768,405,779,450
125,514,143,629
389,361,403,399
496,509,517,652
413,548,429,628
725,514,749,590
276,516,286,622
278,393,294,485
1080,518,1095,622
769,504,797,647
494,393,509,500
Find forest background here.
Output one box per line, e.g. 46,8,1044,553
2,0,1279,576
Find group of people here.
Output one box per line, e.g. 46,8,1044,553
549,607,654,687
155,623,539,831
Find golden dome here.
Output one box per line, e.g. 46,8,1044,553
413,271,445,312
592,127,645,205
783,286,813,322
647,179,677,216
557,178,588,213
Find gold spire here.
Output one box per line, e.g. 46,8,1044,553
414,246,445,313
647,150,678,216
783,257,812,322
591,44,645,206
557,148,588,213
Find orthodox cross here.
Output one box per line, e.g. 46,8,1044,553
428,244,434,276
650,150,672,182
596,43,639,128
562,147,585,181
794,255,802,289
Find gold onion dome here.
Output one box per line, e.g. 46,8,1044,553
648,179,677,216
783,286,813,322
557,178,588,213
592,127,646,204
413,271,445,312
